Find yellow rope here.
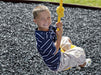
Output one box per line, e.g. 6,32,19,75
56,0,64,31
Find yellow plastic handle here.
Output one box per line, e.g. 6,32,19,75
56,0,64,31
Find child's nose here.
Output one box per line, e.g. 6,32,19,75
44,19,48,24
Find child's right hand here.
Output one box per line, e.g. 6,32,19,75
56,21,63,38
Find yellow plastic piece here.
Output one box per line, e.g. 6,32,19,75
56,0,64,31
71,45,76,49
61,45,76,53
57,28,60,31
64,67,71,71
61,48,65,53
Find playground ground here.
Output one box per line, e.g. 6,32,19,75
0,1,101,75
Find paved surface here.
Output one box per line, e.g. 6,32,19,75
0,1,101,75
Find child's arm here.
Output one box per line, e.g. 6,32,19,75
54,22,63,55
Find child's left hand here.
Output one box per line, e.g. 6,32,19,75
56,21,63,38
56,21,63,29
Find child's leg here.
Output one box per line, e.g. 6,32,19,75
57,47,86,71
65,47,86,67
79,58,92,68
60,36,72,51
79,62,86,67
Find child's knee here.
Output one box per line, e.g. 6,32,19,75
75,47,86,56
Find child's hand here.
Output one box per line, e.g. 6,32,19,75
56,21,63,38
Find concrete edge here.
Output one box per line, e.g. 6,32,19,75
1,0,101,10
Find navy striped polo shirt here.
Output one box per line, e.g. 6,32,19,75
35,26,61,71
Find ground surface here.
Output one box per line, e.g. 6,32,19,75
0,1,101,75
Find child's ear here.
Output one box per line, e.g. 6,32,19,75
33,19,37,24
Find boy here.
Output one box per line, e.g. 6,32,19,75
33,5,91,71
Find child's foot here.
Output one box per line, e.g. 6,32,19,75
76,58,92,70
84,58,92,67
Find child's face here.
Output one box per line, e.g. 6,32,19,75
34,10,52,31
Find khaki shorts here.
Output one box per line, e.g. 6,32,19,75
57,46,86,72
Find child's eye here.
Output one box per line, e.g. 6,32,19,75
48,17,50,19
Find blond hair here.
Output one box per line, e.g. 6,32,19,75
32,5,50,19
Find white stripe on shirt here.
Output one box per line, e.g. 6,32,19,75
46,32,48,39
36,33,44,39
42,49,52,58
36,37,42,44
45,54,55,61
41,39,50,49
51,56,59,63
37,39,42,43
43,42,53,54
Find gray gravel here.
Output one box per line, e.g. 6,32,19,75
0,1,101,75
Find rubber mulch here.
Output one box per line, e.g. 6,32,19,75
0,1,101,75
